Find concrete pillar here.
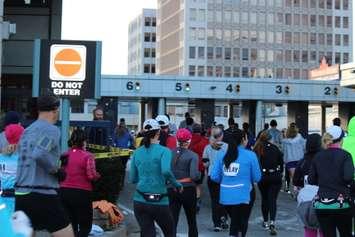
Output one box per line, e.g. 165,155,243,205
242,101,256,136
146,98,158,119
288,101,309,137
228,103,234,118
255,101,264,135
139,101,146,129
196,99,215,128
321,104,326,134
158,98,166,115
338,102,355,130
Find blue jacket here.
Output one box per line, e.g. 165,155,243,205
211,146,261,205
114,131,133,148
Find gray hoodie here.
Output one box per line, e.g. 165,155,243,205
282,134,306,164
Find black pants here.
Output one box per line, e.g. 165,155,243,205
134,201,175,237
258,180,281,222
168,186,198,237
316,208,352,237
207,177,227,227
59,188,92,237
225,204,250,237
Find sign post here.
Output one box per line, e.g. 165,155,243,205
33,39,102,152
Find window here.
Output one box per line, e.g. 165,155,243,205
190,27,197,40
144,17,151,26
343,35,349,46
319,16,325,27
293,69,300,79
285,14,292,25
190,8,197,21
152,33,156,42
241,31,248,42
267,50,274,62
259,31,266,43
258,50,266,61
216,47,222,59
225,10,232,22
343,0,349,10
310,15,316,26
144,64,150,73
327,16,332,27
277,13,283,24
276,32,282,44
327,52,332,63
233,30,240,42
198,47,205,59
189,46,196,59
285,69,292,78
233,67,240,77
310,33,316,44
151,65,155,73
267,13,274,25
233,12,240,23
294,14,300,26
207,47,214,59
250,12,257,24
294,0,300,7
319,0,325,8
216,10,222,22
258,68,266,78
275,0,282,7
207,29,213,40
310,51,317,61
216,66,222,77
198,66,204,76
251,48,257,61
258,12,265,25
144,48,150,57
71,100,84,113
327,34,333,45
250,68,257,78
285,50,292,62
284,32,292,43
326,0,332,9
250,31,257,42
242,48,249,61
208,10,214,22
343,17,349,28
233,48,240,61
198,9,205,21
224,30,232,41
293,32,300,44
225,48,231,60
343,53,349,63
215,29,222,40
276,68,283,78
151,49,156,58
224,66,231,77
241,12,248,24
335,34,341,45
302,70,308,79
302,14,308,26
335,53,341,64
267,31,274,43
302,32,308,44
302,0,308,8
144,33,150,42
302,51,308,62
286,0,292,7
207,66,213,76
189,65,196,76
152,18,156,27
335,17,341,28
335,0,340,9
293,50,300,62
276,50,283,62
319,34,325,45
242,67,249,77
198,28,205,40
310,0,316,8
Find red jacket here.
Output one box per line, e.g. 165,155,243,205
189,133,209,172
166,135,177,150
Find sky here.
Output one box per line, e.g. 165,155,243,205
61,0,157,75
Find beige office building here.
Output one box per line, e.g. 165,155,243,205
157,0,352,79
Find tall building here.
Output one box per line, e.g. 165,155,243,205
157,0,352,79
128,9,156,75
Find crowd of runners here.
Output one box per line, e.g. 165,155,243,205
0,95,354,237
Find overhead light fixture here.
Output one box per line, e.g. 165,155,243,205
185,83,191,92
210,86,216,90
135,82,140,90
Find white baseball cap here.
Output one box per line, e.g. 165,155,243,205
155,115,170,127
326,125,344,142
143,119,160,131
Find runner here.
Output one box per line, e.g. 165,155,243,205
0,124,24,213
60,128,101,237
211,129,261,237
156,115,177,150
15,95,74,237
254,131,283,235
309,127,353,237
130,119,182,237
203,126,229,232
168,128,200,237
0,111,21,152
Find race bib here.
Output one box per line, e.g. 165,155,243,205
223,163,240,176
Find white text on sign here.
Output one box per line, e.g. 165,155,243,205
51,81,83,96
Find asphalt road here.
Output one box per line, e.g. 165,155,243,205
118,170,304,237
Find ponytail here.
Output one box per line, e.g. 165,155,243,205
223,130,243,169
143,129,159,148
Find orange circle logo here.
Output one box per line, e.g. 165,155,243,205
54,49,82,77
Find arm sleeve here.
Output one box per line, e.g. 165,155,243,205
86,155,100,180
129,153,138,184
190,153,200,181
161,148,181,188
308,158,318,185
210,153,223,183
251,153,262,183
343,154,354,183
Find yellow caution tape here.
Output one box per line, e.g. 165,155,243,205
87,144,133,159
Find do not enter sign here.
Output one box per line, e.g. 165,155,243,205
49,44,86,81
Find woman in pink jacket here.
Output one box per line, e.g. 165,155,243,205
60,128,100,237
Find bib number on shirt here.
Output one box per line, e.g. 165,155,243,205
223,163,240,176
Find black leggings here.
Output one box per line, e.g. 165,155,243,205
168,186,198,237
258,181,281,222
134,201,175,237
316,208,352,237
207,177,227,227
59,188,93,237
225,204,250,237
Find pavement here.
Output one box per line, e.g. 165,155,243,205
118,171,304,237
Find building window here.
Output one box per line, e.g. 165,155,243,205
343,0,349,10
207,66,213,77
294,32,300,44
224,29,232,41
224,66,231,77
326,34,333,45
285,14,292,25
294,0,300,7
302,32,308,44
216,47,222,59
144,33,150,42
294,14,300,26
225,48,231,60
335,34,341,46
319,15,325,27
335,0,340,9
277,13,283,24
259,31,266,43
293,50,300,62
343,17,349,28
326,16,332,27
326,52,332,63
198,9,205,21
285,32,292,43
326,0,332,9
225,10,232,22
319,34,325,45
216,66,222,77
310,15,316,27
241,12,248,24
189,65,196,76
190,8,197,21
242,48,249,61
319,0,325,8
276,32,282,44
233,48,240,61
207,47,214,59
267,50,274,62
151,49,156,58
233,67,240,77
215,29,222,40
250,68,257,78
335,17,341,28
343,53,349,63
242,67,249,77
152,18,156,27
250,12,257,24
241,31,248,42
144,64,150,73
302,14,308,26
251,48,257,61
301,0,308,8
267,13,274,25
310,51,317,61
286,0,292,7
285,50,292,62
233,11,240,23
310,0,316,8
343,35,349,46
198,47,205,59
189,47,196,59
198,66,204,76
216,10,222,22
293,69,300,79
276,68,283,78
144,48,150,57
302,51,308,63
71,100,84,113
276,50,283,62
207,29,213,40
144,17,151,26
335,53,341,64
285,69,292,78
259,50,266,61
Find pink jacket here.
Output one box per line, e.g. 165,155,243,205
60,148,100,191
